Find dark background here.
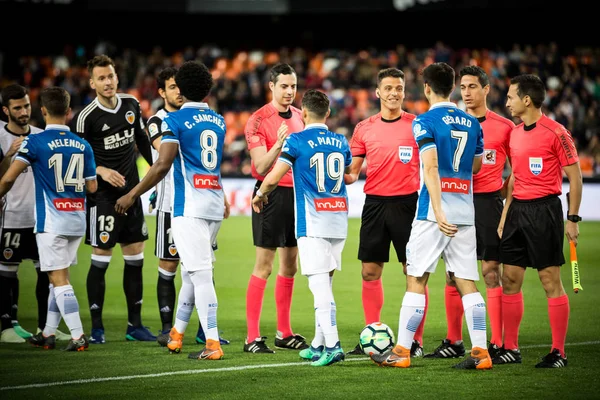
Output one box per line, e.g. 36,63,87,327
0,0,595,57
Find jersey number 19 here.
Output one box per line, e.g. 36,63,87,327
309,152,344,194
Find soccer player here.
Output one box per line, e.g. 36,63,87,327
252,89,351,366
243,63,307,353
115,60,227,361
147,67,183,340
425,66,514,359
371,62,492,370
0,84,68,343
148,67,229,347
344,68,425,357
0,87,97,351
495,74,582,368
70,54,156,343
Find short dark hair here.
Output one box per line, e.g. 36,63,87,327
302,89,329,119
175,61,213,102
269,63,296,84
40,87,70,117
422,62,455,98
377,68,405,86
510,74,546,109
87,54,115,76
157,67,178,91
1,84,28,107
459,65,489,88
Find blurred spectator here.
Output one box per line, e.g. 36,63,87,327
3,42,600,177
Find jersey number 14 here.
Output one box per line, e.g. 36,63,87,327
48,153,85,192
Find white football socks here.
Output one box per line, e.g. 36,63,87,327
462,292,487,350
397,291,426,349
173,268,195,334
189,269,219,342
308,273,338,348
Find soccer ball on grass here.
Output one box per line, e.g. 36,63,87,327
359,322,395,356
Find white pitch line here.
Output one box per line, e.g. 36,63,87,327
2,341,599,392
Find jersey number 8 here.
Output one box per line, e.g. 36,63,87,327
200,129,218,170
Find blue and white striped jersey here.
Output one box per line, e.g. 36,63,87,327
16,124,96,235
412,102,483,225
161,102,226,220
279,123,352,239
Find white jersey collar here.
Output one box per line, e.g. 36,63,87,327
429,101,457,110
182,102,209,110
305,123,328,130
45,124,70,131
95,96,122,114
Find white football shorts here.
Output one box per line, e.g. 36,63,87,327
35,233,81,272
406,220,478,281
298,236,345,276
171,216,221,272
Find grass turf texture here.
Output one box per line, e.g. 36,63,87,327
1,217,599,399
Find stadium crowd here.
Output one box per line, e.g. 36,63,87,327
3,40,600,177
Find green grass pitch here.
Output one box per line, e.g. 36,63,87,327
0,217,599,399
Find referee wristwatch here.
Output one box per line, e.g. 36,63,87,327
567,215,582,223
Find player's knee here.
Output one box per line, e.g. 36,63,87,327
279,263,297,278
361,262,383,281
538,267,564,296
279,248,298,273
91,254,111,269
188,269,213,286
123,253,144,267
501,274,521,294
159,260,178,274
47,269,69,286
482,268,501,288
252,261,272,279
122,242,144,255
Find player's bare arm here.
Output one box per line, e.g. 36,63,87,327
86,178,98,194
224,191,231,219
115,141,178,215
500,157,512,199
135,128,154,166
97,166,126,188
497,173,515,239
563,162,583,246
344,155,364,185
250,121,289,176
421,147,458,237
472,154,483,174
0,159,28,198
252,160,291,213
0,137,23,178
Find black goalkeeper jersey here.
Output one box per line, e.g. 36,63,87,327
70,93,150,202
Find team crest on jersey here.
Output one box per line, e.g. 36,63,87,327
3,248,13,260
18,139,29,153
398,146,413,164
149,123,159,136
413,123,426,138
483,149,496,165
168,244,178,256
142,222,148,236
529,157,543,175
125,111,135,125
161,121,168,132
99,232,110,244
